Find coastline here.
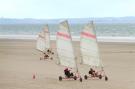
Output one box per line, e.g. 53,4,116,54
1,35,135,43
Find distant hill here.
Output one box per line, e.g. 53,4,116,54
0,17,135,24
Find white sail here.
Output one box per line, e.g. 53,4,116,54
80,21,102,67
36,25,50,52
43,25,50,49
56,20,76,68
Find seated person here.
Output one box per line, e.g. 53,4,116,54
89,68,97,77
44,53,49,59
64,68,74,78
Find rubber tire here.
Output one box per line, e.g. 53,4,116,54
40,57,42,60
84,75,88,80
59,76,62,81
50,57,53,60
105,76,108,81
80,77,82,82
99,75,102,79
73,76,77,80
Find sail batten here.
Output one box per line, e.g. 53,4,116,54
56,20,76,69
80,21,102,67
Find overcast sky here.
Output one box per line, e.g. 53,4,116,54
0,0,135,19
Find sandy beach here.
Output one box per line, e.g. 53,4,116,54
0,39,135,89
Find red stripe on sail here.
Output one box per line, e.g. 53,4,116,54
81,32,96,39
57,32,71,39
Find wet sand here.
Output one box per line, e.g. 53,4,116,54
0,39,135,89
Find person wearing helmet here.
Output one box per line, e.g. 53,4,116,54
64,68,74,78
89,68,96,77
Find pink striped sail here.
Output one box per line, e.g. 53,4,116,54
80,21,103,67
56,20,76,69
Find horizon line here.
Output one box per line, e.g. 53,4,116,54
0,16,135,20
